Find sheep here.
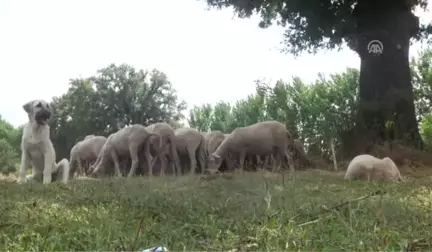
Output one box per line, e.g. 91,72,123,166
69,135,107,177
90,124,161,177
204,131,226,155
344,154,404,181
208,120,295,172
174,128,206,174
202,131,235,171
145,122,181,176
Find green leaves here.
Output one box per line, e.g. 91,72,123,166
0,139,18,174
421,113,432,148
49,64,186,160
0,117,21,173
188,68,360,159
204,0,430,56
187,47,432,156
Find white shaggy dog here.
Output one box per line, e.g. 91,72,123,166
17,100,70,184
344,154,404,181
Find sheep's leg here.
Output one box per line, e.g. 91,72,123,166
272,154,280,172
127,144,140,178
148,147,160,177
264,156,270,169
198,144,206,174
255,155,261,170
284,150,295,172
171,143,182,176
239,151,246,171
144,144,154,177
110,151,122,177
143,139,154,177
189,150,197,175
76,155,83,176
91,152,103,171
247,156,253,170
160,154,167,177
87,160,94,175
91,154,107,176
269,155,275,170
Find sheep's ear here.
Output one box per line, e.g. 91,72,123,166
211,154,221,161
22,101,34,113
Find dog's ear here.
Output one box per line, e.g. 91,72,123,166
22,101,34,113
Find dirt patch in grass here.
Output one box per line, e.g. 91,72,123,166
0,170,431,251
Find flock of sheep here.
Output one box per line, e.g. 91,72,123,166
69,120,404,182
70,120,307,178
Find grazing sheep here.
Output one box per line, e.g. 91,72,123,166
202,131,234,170
174,128,206,174
344,154,404,181
208,121,295,172
204,131,226,155
146,122,181,176
91,124,161,177
69,135,107,177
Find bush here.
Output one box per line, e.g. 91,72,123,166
0,139,18,174
420,113,432,149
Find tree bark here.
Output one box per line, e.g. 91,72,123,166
352,2,423,151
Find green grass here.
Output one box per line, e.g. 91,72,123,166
0,170,431,251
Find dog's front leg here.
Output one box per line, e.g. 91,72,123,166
18,151,31,183
43,151,55,184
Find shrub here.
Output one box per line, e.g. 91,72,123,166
0,139,18,174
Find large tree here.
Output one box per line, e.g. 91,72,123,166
50,64,186,159
204,0,432,151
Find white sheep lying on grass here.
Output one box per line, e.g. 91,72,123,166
344,154,404,181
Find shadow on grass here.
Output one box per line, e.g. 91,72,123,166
0,170,431,251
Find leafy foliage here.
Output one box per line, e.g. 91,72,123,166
420,114,432,148
204,0,432,55
188,47,432,157
412,49,432,120
0,116,21,173
189,68,360,159
49,64,187,160
0,116,21,153
0,139,18,174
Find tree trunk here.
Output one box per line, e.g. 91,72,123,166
352,2,423,151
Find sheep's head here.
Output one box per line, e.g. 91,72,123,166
382,157,398,170
208,153,223,170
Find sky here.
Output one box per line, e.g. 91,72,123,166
0,0,431,127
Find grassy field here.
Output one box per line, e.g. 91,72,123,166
0,170,431,251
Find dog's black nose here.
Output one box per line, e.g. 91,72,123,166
39,110,51,120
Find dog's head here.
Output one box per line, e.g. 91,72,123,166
23,100,52,125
